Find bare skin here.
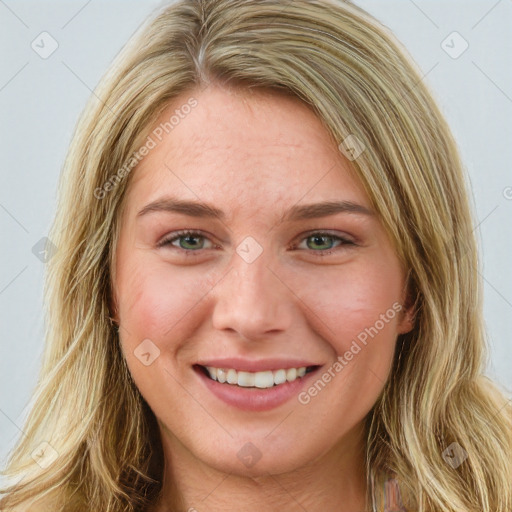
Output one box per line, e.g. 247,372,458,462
112,83,414,511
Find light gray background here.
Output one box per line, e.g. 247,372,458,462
1,0,511,476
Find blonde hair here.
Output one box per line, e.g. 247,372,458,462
1,0,510,510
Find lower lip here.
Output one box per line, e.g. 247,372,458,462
195,366,320,411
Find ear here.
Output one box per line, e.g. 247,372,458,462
397,271,417,335
108,288,120,327
397,303,416,334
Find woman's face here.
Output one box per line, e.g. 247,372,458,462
113,84,413,477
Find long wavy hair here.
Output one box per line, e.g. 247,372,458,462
1,0,510,510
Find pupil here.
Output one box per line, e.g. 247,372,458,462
310,235,331,250
183,235,201,249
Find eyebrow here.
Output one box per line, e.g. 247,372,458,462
136,197,374,222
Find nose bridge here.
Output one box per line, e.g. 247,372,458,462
211,245,292,339
232,251,275,301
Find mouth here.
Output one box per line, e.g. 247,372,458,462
195,364,319,389
193,358,323,411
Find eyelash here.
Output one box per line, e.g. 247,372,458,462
156,230,356,257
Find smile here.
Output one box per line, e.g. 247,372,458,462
201,365,315,389
194,360,322,411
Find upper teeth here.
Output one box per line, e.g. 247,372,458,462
205,366,307,388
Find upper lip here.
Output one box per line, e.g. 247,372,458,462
195,358,320,372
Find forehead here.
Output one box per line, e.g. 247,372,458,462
124,85,369,215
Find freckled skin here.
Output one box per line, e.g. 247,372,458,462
113,84,414,511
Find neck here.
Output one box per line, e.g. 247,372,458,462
150,421,370,512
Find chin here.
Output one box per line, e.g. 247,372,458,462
192,434,319,478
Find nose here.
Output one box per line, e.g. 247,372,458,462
211,248,294,341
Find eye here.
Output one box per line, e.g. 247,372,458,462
156,230,355,256
157,230,215,253
293,231,355,256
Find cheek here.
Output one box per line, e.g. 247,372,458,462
292,263,403,420
288,258,403,359
117,260,218,350
116,262,218,410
